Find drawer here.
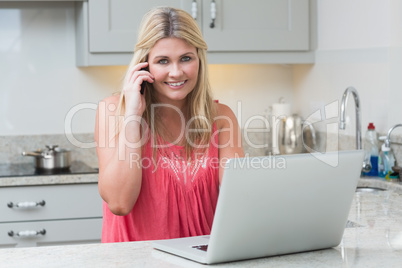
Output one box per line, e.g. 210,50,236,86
0,218,102,248
0,184,102,223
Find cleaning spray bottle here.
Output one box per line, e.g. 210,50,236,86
363,123,379,176
378,143,395,178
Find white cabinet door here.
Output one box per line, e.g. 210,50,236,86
1,184,102,222
0,219,102,248
88,0,194,53
203,0,309,51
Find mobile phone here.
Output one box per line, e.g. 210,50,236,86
140,66,148,95
140,80,146,95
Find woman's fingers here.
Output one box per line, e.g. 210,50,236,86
126,63,154,91
127,62,150,84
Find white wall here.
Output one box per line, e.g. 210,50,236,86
293,0,402,137
209,64,293,128
0,2,293,136
0,2,127,135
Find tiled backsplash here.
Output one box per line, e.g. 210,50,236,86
1,131,401,169
0,134,98,168
241,130,402,167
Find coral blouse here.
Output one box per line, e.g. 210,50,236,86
101,125,220,242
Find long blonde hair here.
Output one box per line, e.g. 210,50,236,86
116,6,215,157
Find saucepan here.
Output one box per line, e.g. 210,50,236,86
22,145,71,169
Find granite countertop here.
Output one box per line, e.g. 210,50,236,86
0,160,99,187
0,178,401,267
0,173,98,187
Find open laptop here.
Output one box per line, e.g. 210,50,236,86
152,150,364,264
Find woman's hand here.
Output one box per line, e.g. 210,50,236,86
123,62,154,117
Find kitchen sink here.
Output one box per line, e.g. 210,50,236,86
355,187,387,193
346,220,364,228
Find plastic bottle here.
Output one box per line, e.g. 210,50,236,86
378,144,396,178
362,123,379,176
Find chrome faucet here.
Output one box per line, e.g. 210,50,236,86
339,87,371,172
384,124,402,148
340,87,362,149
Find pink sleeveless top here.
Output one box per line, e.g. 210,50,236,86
101,125,220,242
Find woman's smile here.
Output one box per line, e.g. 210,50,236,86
165,80,187,88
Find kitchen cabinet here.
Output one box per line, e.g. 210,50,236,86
0,183,102,248
202,0,309,52
75,0,314,66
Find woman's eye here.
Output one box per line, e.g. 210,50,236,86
181,56,191,62
158,59,168,64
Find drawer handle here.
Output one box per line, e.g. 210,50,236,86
210,0,216,28
191,0,197,20
7,200,46,208
8,229,46,237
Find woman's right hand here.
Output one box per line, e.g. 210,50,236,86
123,62,154,117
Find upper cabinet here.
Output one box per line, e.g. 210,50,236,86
75,0,314,66
202,0,309,52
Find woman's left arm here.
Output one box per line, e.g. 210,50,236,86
215,103,245,185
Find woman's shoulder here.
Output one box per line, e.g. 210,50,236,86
215,102,234,116
97,94,121,115
100,94,120,106
214,102,239,129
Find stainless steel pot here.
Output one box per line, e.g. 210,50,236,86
22,145,71,169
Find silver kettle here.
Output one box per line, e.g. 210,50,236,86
277,114,316,155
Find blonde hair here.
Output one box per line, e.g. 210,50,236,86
115,6,215,157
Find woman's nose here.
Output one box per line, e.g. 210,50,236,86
169,63,183,77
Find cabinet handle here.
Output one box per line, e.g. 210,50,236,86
7,200,46,208
191,0,197,20
8,229,46,237
210,0,216,28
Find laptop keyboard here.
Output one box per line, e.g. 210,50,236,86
192,244,208,251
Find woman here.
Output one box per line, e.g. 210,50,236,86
95,6,244,243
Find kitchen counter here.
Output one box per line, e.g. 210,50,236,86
0,178,401,267
0,161,98,187
0,173,98,187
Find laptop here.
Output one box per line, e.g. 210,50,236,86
152,150,364,264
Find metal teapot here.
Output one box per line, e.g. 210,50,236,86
277,114,316,155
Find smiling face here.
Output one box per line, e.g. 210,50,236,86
148,37,200,106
